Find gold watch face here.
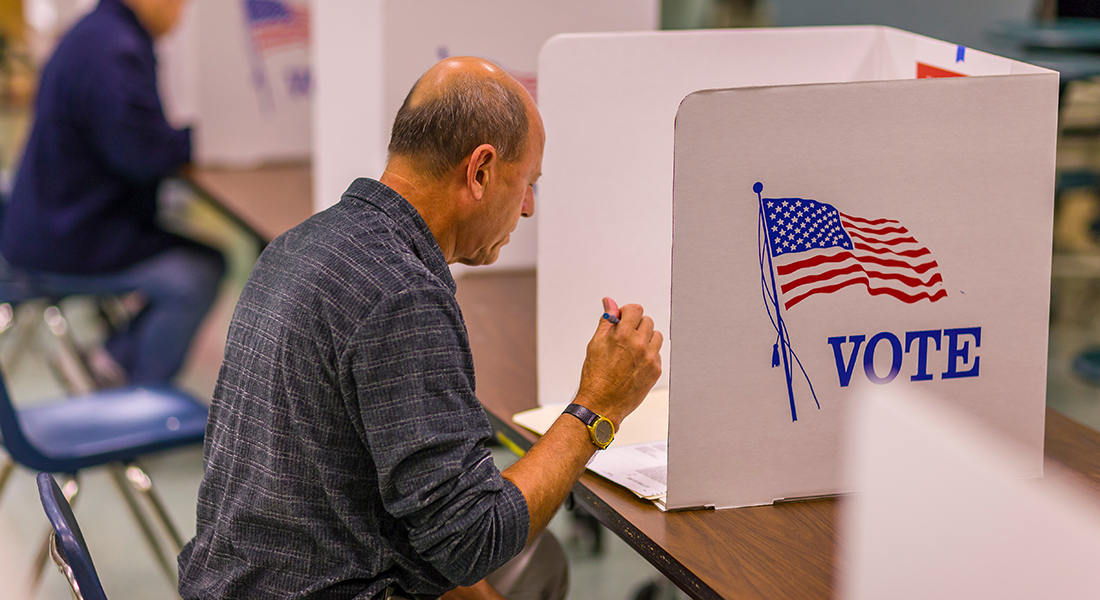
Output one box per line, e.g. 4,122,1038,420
591,417,615,449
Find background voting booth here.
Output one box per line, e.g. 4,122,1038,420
534,27,1058,510
191,0,311,165
311,0,658,273
157,0,312,166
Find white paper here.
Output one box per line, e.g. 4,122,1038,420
510,388,670,500
587,440,668,500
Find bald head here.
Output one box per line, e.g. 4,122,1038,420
388,57,534,180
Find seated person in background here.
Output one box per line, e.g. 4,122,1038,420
177,57,664,600
0,0,224,386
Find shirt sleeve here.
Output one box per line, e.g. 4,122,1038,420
345,284,530,587
85,42,190,183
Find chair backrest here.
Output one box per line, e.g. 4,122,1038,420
36,472,109,600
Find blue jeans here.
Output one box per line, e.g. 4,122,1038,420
21,245,225,385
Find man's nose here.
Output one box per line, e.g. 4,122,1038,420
521,187,535,218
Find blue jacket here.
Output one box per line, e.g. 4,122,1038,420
1,0,192,274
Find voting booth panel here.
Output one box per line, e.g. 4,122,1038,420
841,388,1100,599
537,27,948,406
536,27,1057,510
312,0,657,272
672,72,1055,509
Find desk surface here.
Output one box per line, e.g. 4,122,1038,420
186,163,314,243
453,269,1100,600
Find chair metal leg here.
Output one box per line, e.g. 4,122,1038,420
42,305,96,394
109,464,177,585
0,299,48,374
0,456,14,503
124,463,185,553
30,475,79,591
48,531,85,600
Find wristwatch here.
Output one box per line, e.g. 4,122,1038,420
563,403,615,449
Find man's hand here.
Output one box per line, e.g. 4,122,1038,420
574,297,663,427
501,297,663,544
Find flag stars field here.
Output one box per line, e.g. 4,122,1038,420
759,194,946,309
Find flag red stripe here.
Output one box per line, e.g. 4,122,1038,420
780,263,944,295
846,230,919,246
777,250,940,276
841,221,910,236
837,212,900,226
784,275,948,309
255,33,308,46
781,263,864,293
852,242,930,258
253,32,309,51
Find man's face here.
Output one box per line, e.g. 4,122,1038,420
457,116,544,266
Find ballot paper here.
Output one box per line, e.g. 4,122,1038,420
512,388,669,501
586,439,668,499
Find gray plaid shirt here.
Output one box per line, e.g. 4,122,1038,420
178,179,529,600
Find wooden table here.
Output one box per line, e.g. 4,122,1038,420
181,163,314,245
453,269,1100,600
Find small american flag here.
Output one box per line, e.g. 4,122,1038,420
245,0,310,55
761,195,946,310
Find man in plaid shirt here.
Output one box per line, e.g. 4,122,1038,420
179,57,663,600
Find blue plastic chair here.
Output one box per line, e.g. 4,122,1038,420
0,368,208,585
37,472,108,600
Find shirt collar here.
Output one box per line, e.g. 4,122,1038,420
341,178,456,293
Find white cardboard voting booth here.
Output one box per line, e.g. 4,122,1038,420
165,0,312,166
311,0,657,272
842,388,1100,599
536,27,1058,509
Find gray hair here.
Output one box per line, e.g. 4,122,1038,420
387,73,529,179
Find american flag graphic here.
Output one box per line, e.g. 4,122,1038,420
244,0,310,55
761,195,947,310
754,183,945,422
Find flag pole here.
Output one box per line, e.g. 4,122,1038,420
756,182,798,422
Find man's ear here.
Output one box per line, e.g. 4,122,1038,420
466,144,497,201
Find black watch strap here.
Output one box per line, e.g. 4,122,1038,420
563,403,598,426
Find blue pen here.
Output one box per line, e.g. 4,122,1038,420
602,312,620,324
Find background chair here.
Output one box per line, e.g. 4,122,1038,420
0,367,207,588
0,262,134,394
37,471,109,600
